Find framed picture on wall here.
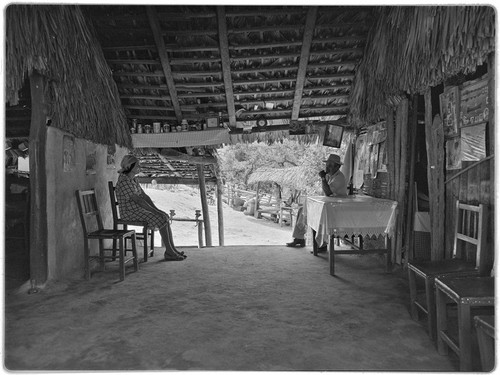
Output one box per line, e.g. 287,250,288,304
206,117,219,128
323,124,344,148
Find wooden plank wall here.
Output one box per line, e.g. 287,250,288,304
443,57,494,263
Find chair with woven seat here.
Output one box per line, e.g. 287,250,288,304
108,181,154,262
408,200,490,341
76,189,138,281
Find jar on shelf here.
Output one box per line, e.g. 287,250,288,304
153,122,161,133
137,123,143,133
144,124,151,134
163,123,170,133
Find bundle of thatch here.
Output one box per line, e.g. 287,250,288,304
350,6,495,125
6,5,131,148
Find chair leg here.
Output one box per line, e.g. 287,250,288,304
458,304,473,371
436,285,449,355
119,237,125,282
408,267,419,320
112,224,118,261
99,239,105,271
84,238,91,280
131,233,139,272
425,277,436,341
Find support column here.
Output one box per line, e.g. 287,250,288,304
197,165,212,246
29,72,49,284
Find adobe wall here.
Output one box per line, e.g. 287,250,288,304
45,126,129,280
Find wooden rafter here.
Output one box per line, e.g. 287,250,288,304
157,154,182,177
291,7,318,121
217,6,236,127
146,6,183,122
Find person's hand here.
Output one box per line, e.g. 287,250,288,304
318,170,327,178
156,210,169,220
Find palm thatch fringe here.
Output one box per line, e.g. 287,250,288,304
248,166,311,191
350,6,495,125
6,5,131,148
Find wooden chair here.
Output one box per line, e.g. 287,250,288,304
108,181,154,262
408,201,489,341
76,189,138,281
435,276,494,371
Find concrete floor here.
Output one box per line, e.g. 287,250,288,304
4,245,459,371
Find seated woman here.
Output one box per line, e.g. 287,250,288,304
115,155,185,261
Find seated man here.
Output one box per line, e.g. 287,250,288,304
286,153,347,250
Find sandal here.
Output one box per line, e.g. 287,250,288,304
164,252,184,261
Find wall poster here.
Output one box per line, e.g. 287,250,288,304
460,76,489,128
62,135,75,172
439,86,459,137
445,137,462,170
461,123,486,161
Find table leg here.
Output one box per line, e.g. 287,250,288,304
458,303,473,371
312,229,318,256
436,285,448,355
329,235,335,276
385,235,392,273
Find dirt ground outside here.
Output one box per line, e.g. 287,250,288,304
144,186,294,248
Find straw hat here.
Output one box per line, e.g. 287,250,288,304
323,154,343,165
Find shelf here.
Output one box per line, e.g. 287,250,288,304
132,128,230,148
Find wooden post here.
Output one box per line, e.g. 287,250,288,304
254,181,261,218
405,95,418,262
29,72,49,285
386,107,396,200
216,178,224,246
395,99,409,265
424,88,445,260
197,165,212,246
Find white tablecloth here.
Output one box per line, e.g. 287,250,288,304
306,195,398,245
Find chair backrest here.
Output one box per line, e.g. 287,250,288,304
75,189,104,235
453,201,489,273
108,181,120,222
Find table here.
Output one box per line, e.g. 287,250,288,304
306,195,398,275
435,276,494,371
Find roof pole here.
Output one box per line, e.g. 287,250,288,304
198,164,212,246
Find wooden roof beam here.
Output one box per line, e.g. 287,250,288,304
146,6,183,122
295,9,322,122
157,154,183,177
217,6,236,128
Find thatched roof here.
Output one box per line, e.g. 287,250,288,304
248,166,311,190
5,5,131,148
350,6,495,125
